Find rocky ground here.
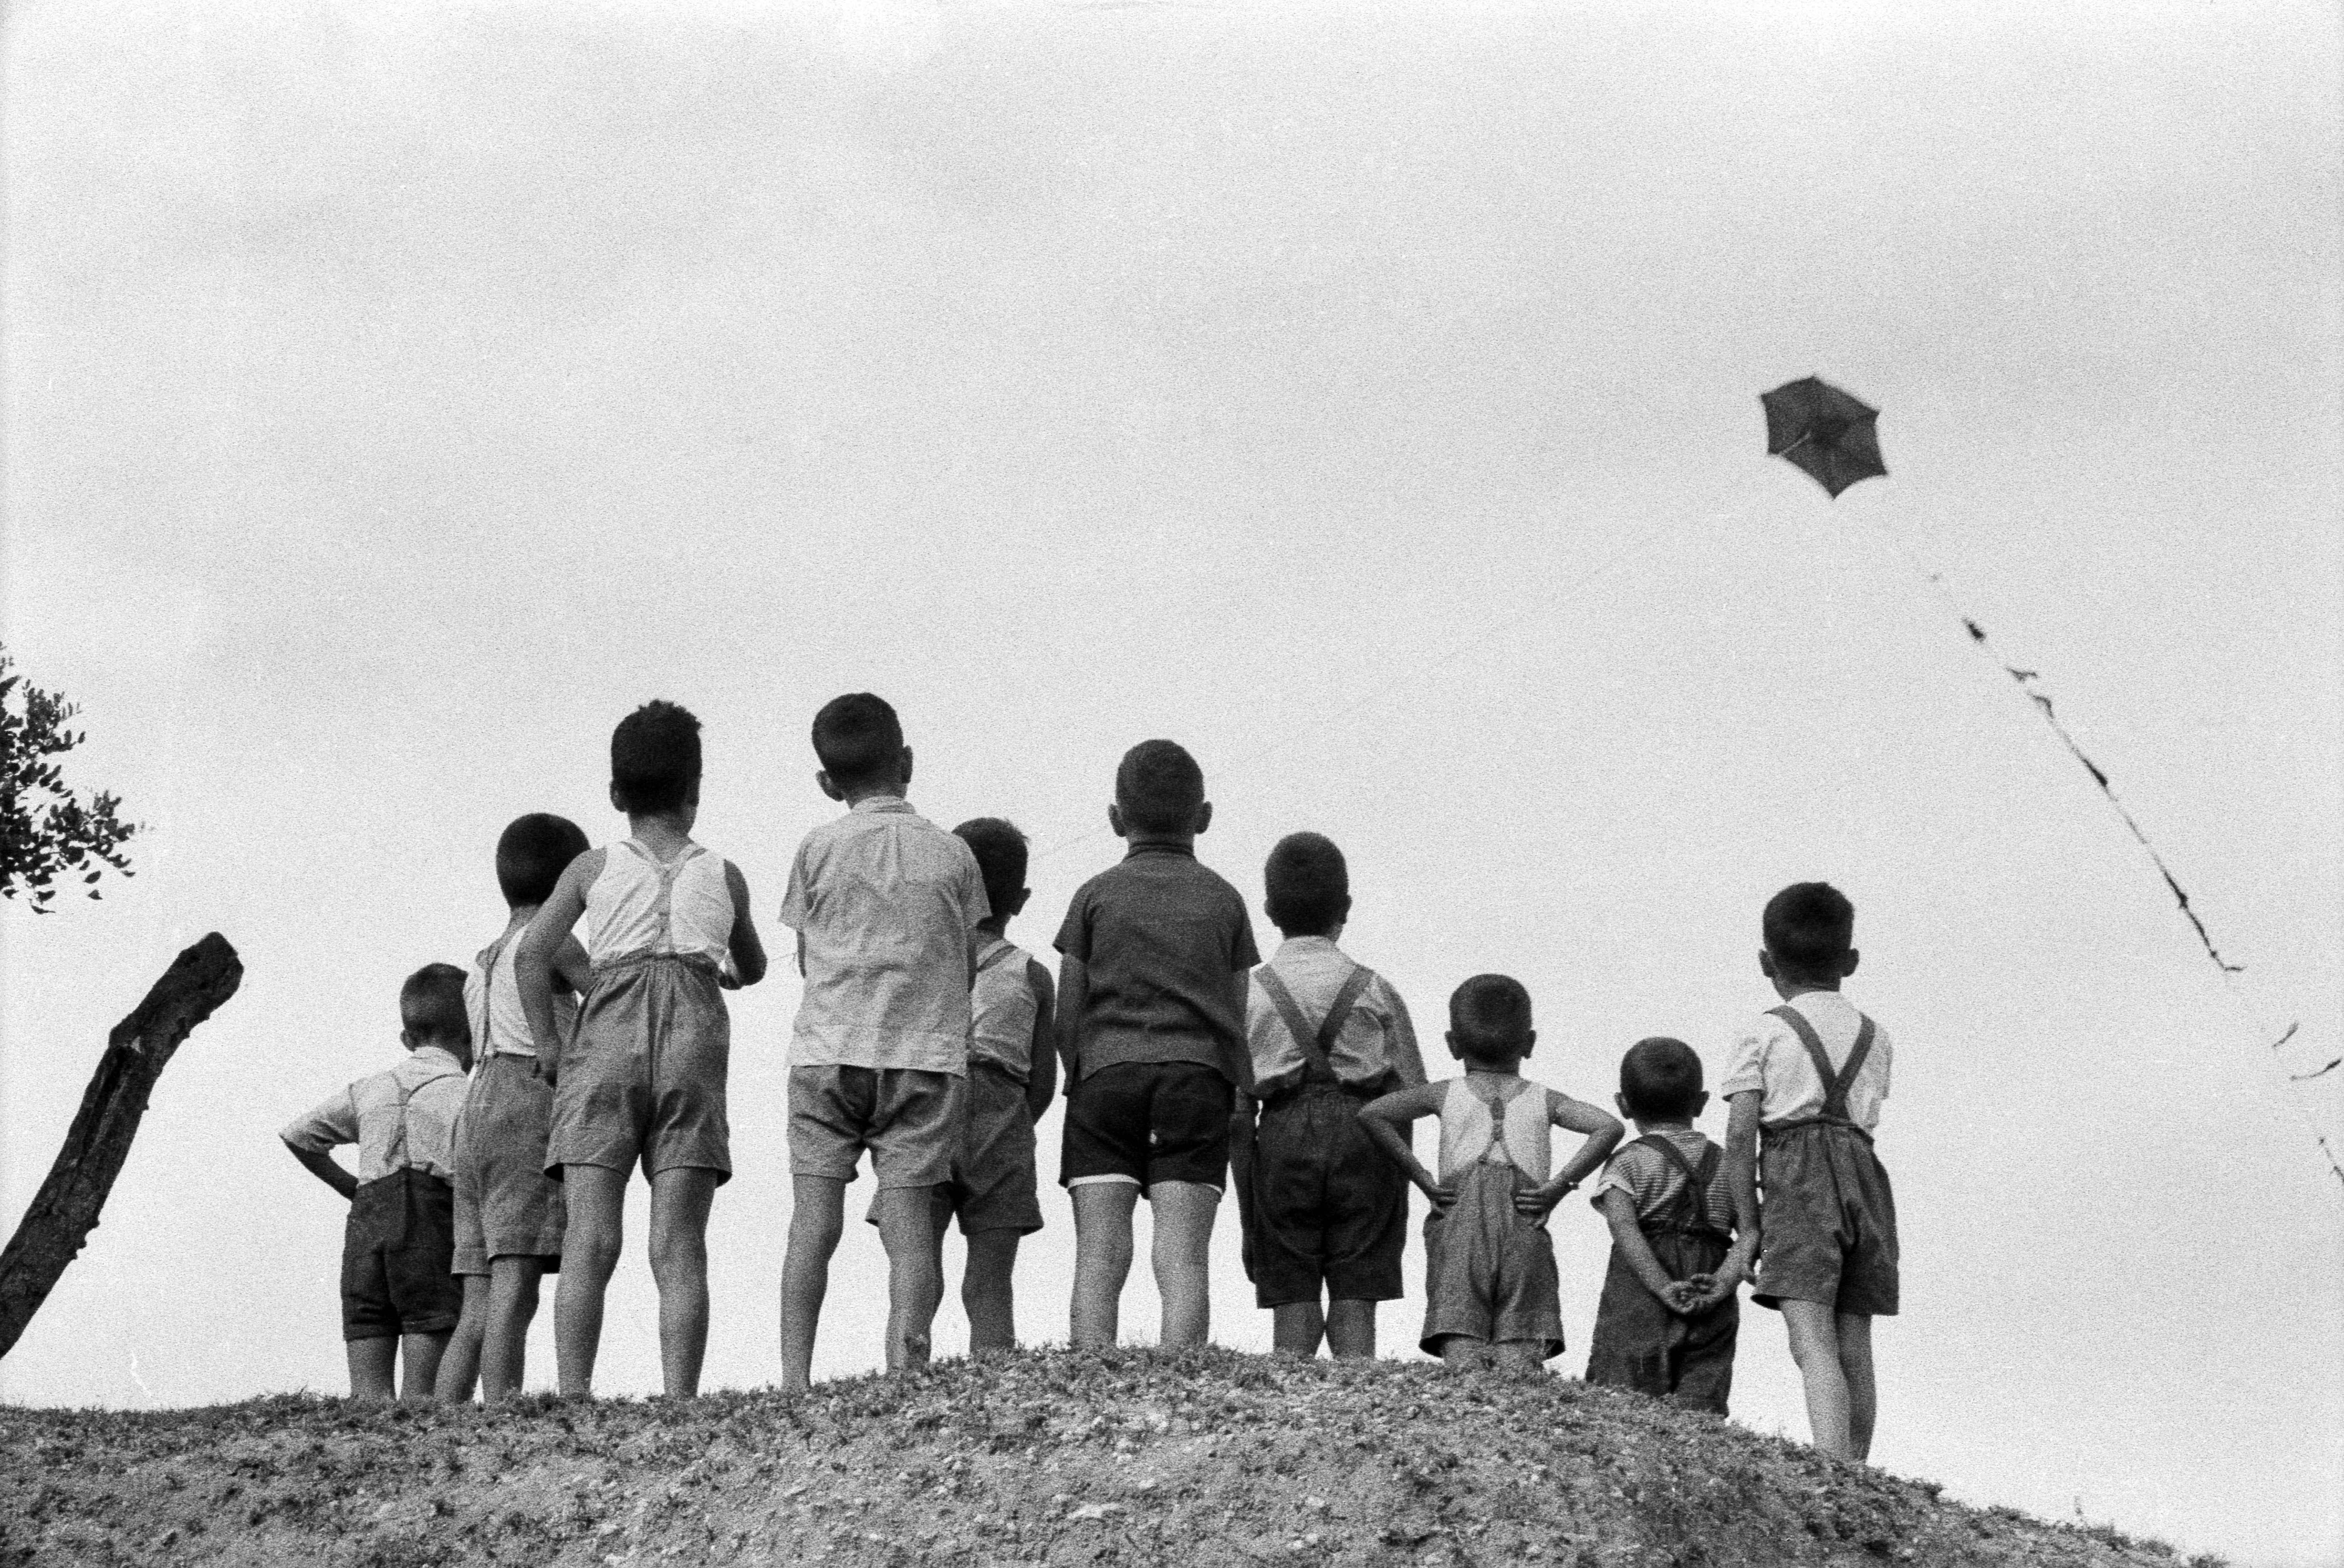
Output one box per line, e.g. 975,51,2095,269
1,1348,2212,1568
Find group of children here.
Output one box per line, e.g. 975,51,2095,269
282,696,1899,1462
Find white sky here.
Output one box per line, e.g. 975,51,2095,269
4,3,2339,1564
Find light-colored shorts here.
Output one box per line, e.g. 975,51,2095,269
546,952,732,1183
864,1064,1042,1234
451,1054,566,1275
1419,1161,1564,1359
790,1064,964,1188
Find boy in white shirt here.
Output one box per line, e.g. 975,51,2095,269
1721,881,1898,1462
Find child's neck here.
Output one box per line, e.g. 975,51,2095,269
837,778,907,808
974,916,1010,940
1124,831,1195,853
1463,1062,1524,1082
1770,976,1842,1002
501,902,543,938
1633,1116,1696,1137
629,812,694,856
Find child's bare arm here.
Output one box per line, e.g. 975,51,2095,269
283,1141,359,1200
552,934,596,999
1597,1188,1694,1311
1055,955,1088,1096
1717,1090,1765,1295
1358,1083,1452,1205
518,852,597,1081
1024,960,1058,1124
1518,1093,1625,1215
722,861,768,988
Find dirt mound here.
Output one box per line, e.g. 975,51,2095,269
2,1348,2206,1568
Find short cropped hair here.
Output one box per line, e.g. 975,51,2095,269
954,817,1027,918
1115,740,1205,835
1264,832,1348,937
400,963,472,1046
1763,881,1855,981
1619,1037,1705,1120
812,693,905,789
1449,974,1533,1063
611,700,702,814
496,813,589,909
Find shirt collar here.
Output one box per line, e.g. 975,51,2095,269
411,1045,465,1074
1122,841,1195,860
850,796,913,815
1275,935,1341,959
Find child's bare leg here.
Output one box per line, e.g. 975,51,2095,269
1150,1181,1219,1347
481,1257,545,1402
347,1337,398,1402
779,1175,847,1394
1780,1300,1855,1458
1069,1182,1139,1347
961,1229,1022,1353
399,1330,453,1402
1272,1300,1327,1356
1493,1339,1546,1378
1435,1334,1490,1371
873,1185,947,1371
435,1276,490,1402
1324,1299,1378,1359
554,1165,628,1398
1836,1312,1877,1461
647,1166,719,1398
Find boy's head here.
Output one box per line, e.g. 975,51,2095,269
1446,973,1534,1068
399,962,473,1068
1263,831,1350,939
1760,881,1859,989
1110,739,1210,840
610,700,702,818
1616,1036,1706,1125
954,817,1030,925
812,693,911,800
496,813,589,909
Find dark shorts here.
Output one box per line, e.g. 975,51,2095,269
1244,1087,1407,1307
1420,1163,1563,1358
792,1064,965,1188
1585,1230,1739,1415
452,1056,565,1275
342,1169,462,1342
1061,1060,1233,1193
863,1065,1042,1234
1752,1123,1899,1317
547,953,732,1183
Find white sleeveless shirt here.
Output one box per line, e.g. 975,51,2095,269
584,840,734,965
1436,1076,1552,1184
467,930,577,1059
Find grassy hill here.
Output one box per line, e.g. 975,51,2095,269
2,1348,2209,1568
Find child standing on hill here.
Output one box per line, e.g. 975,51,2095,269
1235,832,1425,1359
1584,1037,1752,1414
1721,881,1898,1462
280,964,475,1402
518,700,768,1399
1055,740,1259,1349
1359,975,1621,1374
778,694,992,1393
864,817,1056,1354
436,813,595,1404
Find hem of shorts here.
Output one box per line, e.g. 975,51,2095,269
343,1317,460,1342
483,1246,564,1269
1418,1331,1566,1359
1750,1289,1897,1316
787,1038,973,1076
1063,1172,1143,1189
1256,1284,1403,1310
644,1157,733,1186
959,1216,1046,1237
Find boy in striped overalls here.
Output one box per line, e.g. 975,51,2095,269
1584,1037,1751,1413
1359,975,1621,1374
1721,881,1898,1461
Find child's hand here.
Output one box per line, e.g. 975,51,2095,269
1422,1179,1458,1210
535,1055,557,1088
1512,1178,1574,1219
1660,1280,1705,1315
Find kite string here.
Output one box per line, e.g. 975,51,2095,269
1865,514,2344,1188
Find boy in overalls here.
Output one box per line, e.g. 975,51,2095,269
280,963,475,1402
1585,1037,1751,1413
1234,832,1426,1359
1358,975,1621,1374
1721,881,1898,1461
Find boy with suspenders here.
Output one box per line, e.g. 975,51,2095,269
1721,881,1899,1461
1584,1037,1751,1413
280,964,475,1402
1234,833,1427,1359
435,813,594,1403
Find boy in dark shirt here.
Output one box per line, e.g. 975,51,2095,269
1054,740,1260,1348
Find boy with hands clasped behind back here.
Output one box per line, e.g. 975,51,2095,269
1359,975,1622,1374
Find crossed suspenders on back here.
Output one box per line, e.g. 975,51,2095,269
1635,1135,1730,1239
1761,1004,1878,1144
1254,964,1378,1097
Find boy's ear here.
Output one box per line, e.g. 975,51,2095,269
898,745,915,789
1444,1029,1465,1062
608,780,627,813
1007,887,1032,918
1758,948,1777,980
817,770,845,803
1107,801,1128,838
1614,1091,1632,1120
399,1028,418,1052
1841,948,1860,978
1519,1030,1536,1059
1690,1088,1710,1119
1193,800,1213,835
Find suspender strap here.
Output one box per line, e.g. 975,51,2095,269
1256,964,1377,1086
476,933,515,1057
1638,1135,1725,1235
1767,1005,1876,1121
975,940,1017,977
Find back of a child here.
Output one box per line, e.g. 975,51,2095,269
1585,1038,1743,1415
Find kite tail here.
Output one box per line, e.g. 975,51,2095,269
1882,529,2344,1189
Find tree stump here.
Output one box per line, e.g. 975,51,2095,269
0,932,243,1359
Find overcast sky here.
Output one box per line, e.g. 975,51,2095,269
4,3,2339,1564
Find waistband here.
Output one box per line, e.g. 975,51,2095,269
1260,1076,1386,1107
354,1167,452,1195
1761,1114,1874,1145
969,1057,1031,1085
592,949,722,981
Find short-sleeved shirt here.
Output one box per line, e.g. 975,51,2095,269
969,938,1043,1083
1594,1130,1732,1232
280,1047,470,1182
1244,936,1427,1097
1054,842,1259,1084
1717,990,1892,1130
780,797,992,1076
